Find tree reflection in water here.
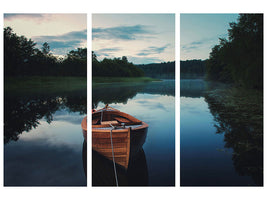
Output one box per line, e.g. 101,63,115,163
92,80,175,108
205,88,263,186
92,80,175,186
4,90,87,144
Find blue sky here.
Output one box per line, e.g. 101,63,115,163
180,14,239,60
4,14,87,57
92,14,175,64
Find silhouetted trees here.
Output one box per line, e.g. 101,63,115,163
206,14,263,89
60,48,87,76
180,60,206,78
4,27,87,77
92,51,144,77
136,61,175,79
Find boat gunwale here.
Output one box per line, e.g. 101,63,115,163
81,116,87,131
92,106,148,132
93,110,141,123
92,121,148,133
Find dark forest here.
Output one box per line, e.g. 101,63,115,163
4,27,87,77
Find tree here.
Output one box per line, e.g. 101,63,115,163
61,48,87,77
4,27,87,77
206,14,263,89
122,56,128,63
4,27,38,76
42,42,50,56
68,48,87,59
137,61,175,79
92,55,144,77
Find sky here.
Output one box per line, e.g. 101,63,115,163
92,14,175,64
180,14,239,60
4,14,87,57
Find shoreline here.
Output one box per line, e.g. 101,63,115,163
4,76,87,92
92,76,161,84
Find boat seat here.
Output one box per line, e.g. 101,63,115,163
114,117,131,123
101,120,119,126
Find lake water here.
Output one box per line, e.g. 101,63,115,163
180,79,262,186
92,80,175,186
4,89,87,186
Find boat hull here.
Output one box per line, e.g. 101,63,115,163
81,106,148,170
92,128,131,169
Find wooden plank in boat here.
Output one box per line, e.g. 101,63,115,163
93,142,127,149
97,147,128,153
92,126,131,169
101,120,118,125
92,132,129,139
92,138,127,147
114,117,131,123
105,156,128,162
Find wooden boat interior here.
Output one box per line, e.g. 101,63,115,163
92,106,143,128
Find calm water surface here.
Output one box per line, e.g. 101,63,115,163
4,89,87,186
180,79,260,186
92,80,175,186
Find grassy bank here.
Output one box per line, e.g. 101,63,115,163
92,76,161,84
5,76,87,93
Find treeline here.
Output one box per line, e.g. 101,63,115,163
206,14,263,89
136,61,175,79
92,52,144,77
180,59,206,78
4,27,86,77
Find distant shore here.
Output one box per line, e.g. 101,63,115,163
5,76,87,93
92,77,161,84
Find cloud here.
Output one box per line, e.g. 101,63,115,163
128,56,162,64
33,29,87,42
97,48,121,52
182,41,203,51
136,100,167,112
53,110,85,125
4,140,86,186
4,13,45,20
137,44,169,56
33,29,87,55
46,40,82,49
94,47,121,57
181,38,215,53
182,36,225,53
190,41,203,45
92,25,153,40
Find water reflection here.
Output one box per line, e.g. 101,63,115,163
93,80,175,108
4,90,86,144
180,79,225,98
83,140,87,178
92,80,175,186
180,79,263,186
92,126,148,186
4,125,86,186
4,89,87,186
205,89,263,186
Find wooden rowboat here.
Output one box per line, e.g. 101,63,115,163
81,105,148,169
